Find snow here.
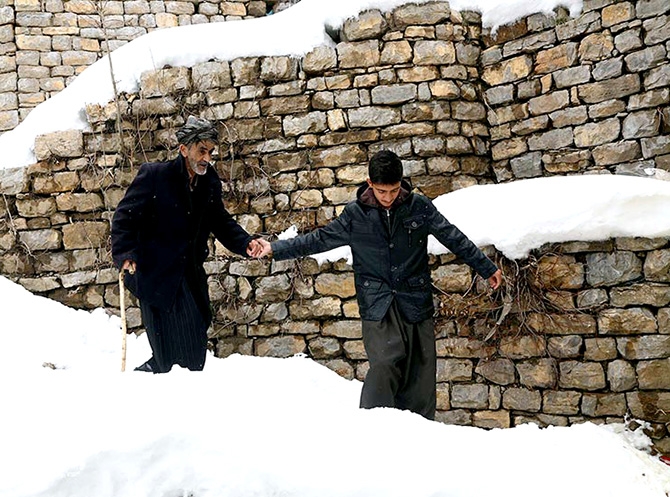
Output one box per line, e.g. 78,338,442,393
451,0,582,29
2,0,670,494
1,274,670,497
288,173,670,263
432,173,670,259
0,0,582,170
1,172,670,497
0,276,151,372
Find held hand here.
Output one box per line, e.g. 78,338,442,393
122,260,136,275
488,269,503,290
256,238,273,258
246,239,263,258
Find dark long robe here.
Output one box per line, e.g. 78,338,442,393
112,154,253,372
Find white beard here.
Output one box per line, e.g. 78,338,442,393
192,162,208,176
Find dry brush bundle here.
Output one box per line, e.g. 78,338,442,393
435,251,577,343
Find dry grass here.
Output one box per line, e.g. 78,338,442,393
435,253,577,344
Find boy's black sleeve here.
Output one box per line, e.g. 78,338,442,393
271,207,352,261
426,200,498,278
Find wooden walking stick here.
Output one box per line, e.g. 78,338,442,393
119,264,136,372
119,270,128,372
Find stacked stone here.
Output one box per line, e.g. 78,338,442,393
267,0,300,14
82,2,490,361
0,3,17,131
482,0,670,181
432,239,670,450
0,3,491,348
2,0,274,125
0,128,125,321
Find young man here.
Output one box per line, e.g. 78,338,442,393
112,116,262,373
256,150,502,419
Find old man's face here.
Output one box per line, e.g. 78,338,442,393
180,140,216,177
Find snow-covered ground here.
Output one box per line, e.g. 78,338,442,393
2,275,670,497
2,171,670,497
3,145,669,497
0,0,583,170
3,153,670,497
2,0,670,495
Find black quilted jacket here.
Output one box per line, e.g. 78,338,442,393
272,181,498,323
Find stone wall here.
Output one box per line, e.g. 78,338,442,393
0,0,291,129
1,0,670,450
482,0,670,179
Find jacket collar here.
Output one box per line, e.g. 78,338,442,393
175,154,191,181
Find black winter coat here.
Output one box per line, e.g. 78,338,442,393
271,182,498,323
111,155,253,318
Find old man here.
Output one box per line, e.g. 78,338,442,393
112,116,262,373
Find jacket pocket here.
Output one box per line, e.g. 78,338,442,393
407,274,430,288
402,215,426,247
405,274,433,316
359,276,384,290
356,276,384,313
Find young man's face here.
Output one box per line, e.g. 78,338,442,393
367,179,402,209
179,140,216,177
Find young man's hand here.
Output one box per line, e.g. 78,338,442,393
256,238,273,258
488,269,503,290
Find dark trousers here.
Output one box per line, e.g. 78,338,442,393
140,278,209,373
360,301,437,420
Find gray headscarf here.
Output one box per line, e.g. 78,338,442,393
175,116,219,145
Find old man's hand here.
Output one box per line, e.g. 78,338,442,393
246,239,264,258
